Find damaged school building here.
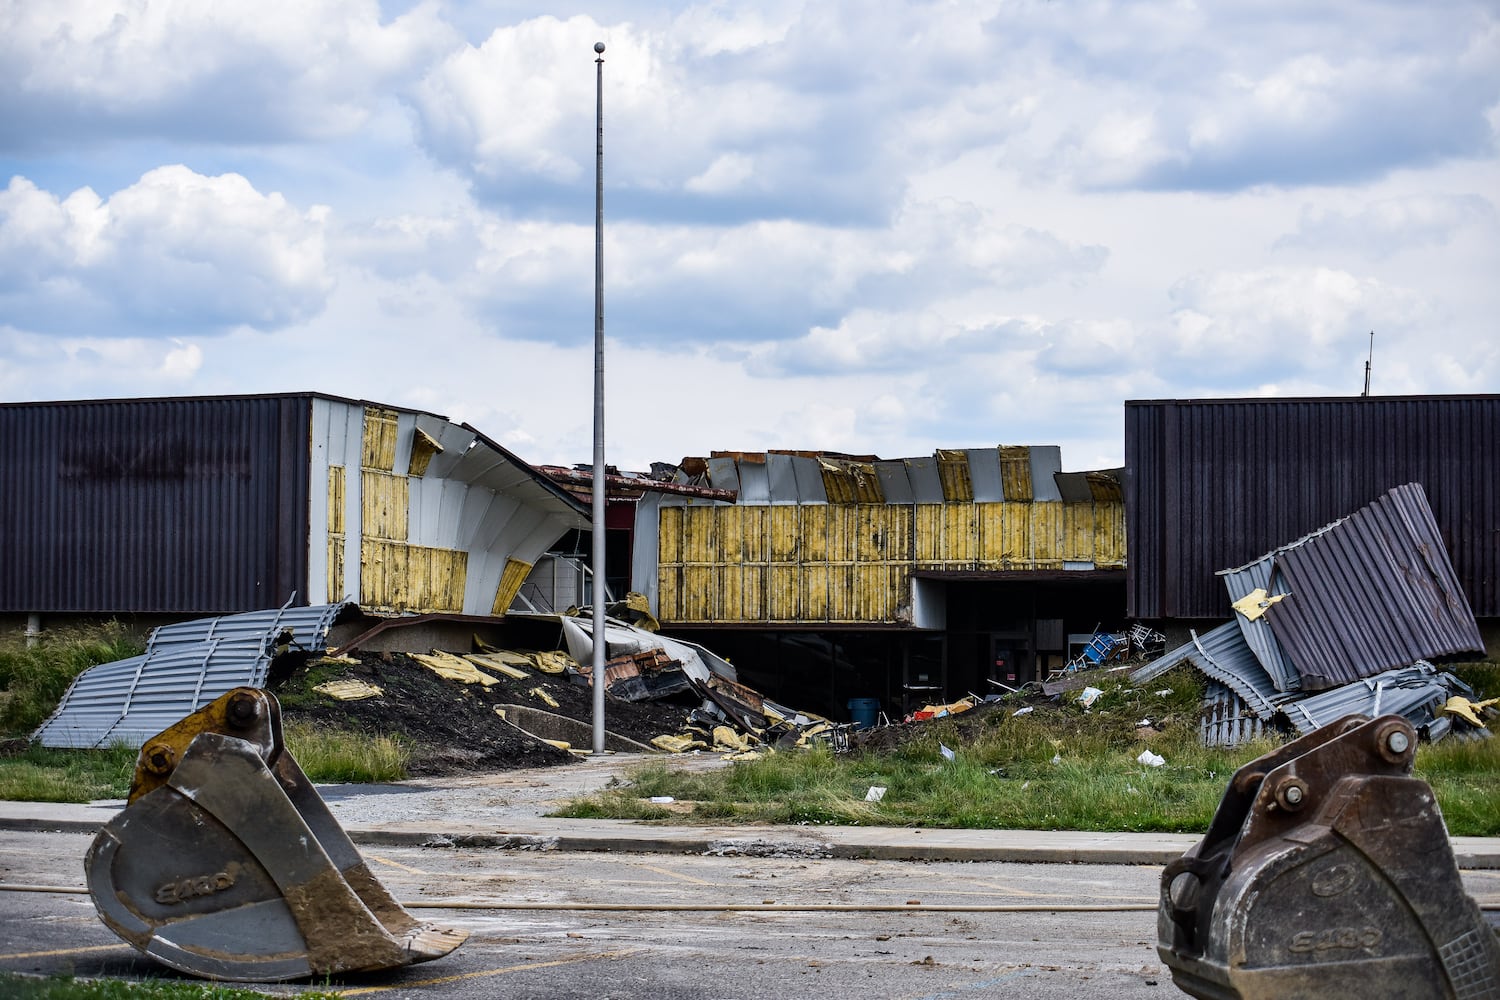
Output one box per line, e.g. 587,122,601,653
3,392,1497,741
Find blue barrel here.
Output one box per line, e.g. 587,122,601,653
847,697,880,730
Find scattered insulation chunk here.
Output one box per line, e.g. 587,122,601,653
312,679,384,701
410,651,499,686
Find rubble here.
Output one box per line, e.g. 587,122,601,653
1130,483,1491,746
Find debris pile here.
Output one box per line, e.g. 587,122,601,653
1130,483,1492,746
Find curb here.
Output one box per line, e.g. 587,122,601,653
6,816,1498,869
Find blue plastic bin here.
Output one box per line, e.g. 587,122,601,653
847,697,880,730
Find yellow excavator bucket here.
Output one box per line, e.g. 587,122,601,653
86,687,468,982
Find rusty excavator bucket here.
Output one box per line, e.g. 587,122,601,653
1158,713,1499,1000
86,687,468,982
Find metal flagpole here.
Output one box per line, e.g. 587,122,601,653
591,41,607,754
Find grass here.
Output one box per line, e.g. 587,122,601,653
0,972,338,999
0,743,139,801
558,661,1500,836
0,622,145,736
0,624,409,799
281,721,411,784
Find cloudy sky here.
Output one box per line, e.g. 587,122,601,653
2,1,1496,472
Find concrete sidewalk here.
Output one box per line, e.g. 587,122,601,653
3,765,1498,868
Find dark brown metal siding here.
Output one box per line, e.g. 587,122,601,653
0,396,312,614
1125,396,1500,620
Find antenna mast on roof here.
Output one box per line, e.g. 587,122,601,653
1362,330,1374,397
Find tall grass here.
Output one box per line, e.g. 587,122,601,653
0,622,145,736
0,743,139,802
282,720,411,783
558,663,1500,836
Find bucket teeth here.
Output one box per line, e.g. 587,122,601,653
85,687,469,982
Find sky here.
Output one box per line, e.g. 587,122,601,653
1,1,1496,473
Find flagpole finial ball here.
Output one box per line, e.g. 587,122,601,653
594,42,606,53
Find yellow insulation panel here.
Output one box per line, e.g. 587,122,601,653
1028,503,1065,569
682,565,715,620
769,506,800,562
360,538,467,613
362,407,399,472
327,466,345,535
657,498,1124,624
999,446,1033,500
361,470,409,542
936,449,973,502
408,427,443,477
491,557,533,615
327,536,344,602
767,565,801,619
802,563,830,620
658,506,683,564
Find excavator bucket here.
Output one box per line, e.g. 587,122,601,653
85,687,468,982
1157,713,1499,1000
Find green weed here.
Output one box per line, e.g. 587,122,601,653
0,623,145,736
281,720,411,783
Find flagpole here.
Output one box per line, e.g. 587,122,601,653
590,41,607,754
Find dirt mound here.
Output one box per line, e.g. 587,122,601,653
271,650,694,776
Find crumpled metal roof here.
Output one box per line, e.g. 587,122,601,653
1216,557,1300,694
1255,482,1484,690
1275,662,1461,736
1129,620,1289,717
33,601,355,749
681,446,1112,505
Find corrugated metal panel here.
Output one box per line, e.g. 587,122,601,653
1262,482,1484,689
1130,620,1287,716
1029,446,1063,501
788,455,827,503
1126,395,1500,619
1199,681,1276,747
1216,557,1300,692
967,450,1005,502
706,456,740,494
0,396,311,614
766,453,801,504
34,602,354,748
736,456,770,503
1276,662,1451,735
875,460,915,503
905,456,944,503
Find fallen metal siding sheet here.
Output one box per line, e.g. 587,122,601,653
33,602,354,749
1277,663,1448,735
1264,482,1484,690
1125,396,1500,619
1217,558,1301,693
1199,681,1275,747
1129,620,1285,716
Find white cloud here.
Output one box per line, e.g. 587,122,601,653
0,167,333,335
0,0,456,146
1160,266,1428,383
1276,194,1500,256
